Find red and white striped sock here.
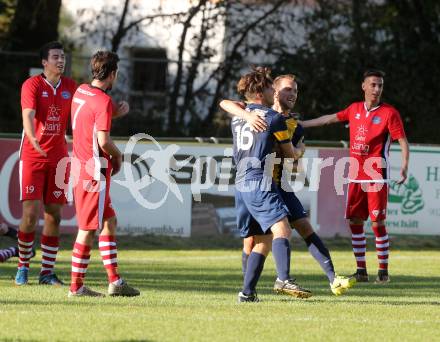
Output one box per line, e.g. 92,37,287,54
349,224,367,270
40,235,59,276
372,225,389,271
0,247,18,262
99,235,121,284
70,242,91,293
17,231,35,269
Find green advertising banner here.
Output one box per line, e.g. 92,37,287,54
365,145,440,235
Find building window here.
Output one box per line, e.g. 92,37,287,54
131,48,167,94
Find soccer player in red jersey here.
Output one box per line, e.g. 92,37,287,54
301,70,409,283
15,41,77,286
68,51,139,297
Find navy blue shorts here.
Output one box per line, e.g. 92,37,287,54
278,187,308,224
235,179,290,238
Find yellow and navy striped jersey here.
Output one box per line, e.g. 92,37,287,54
273,113,305,184
232,103,290,183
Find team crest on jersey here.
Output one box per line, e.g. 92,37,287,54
372,116,381,124
53,190,62,199
61,91,71,99
42,91,48,98
355,113,361,119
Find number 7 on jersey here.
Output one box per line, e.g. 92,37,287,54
72,97,85,130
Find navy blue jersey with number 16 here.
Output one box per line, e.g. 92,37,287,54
232,103,290,183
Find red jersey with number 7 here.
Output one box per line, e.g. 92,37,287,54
20,74,77,162
71,84,113,180
336,101,406,182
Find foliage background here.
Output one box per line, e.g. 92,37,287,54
0,0,439,143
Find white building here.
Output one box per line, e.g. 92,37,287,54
61,0,313,128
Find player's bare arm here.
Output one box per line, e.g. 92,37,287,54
278,140,303,161
299,113,339,128
22,108,47,157
295,138,306,158
97,131,122,175
219,99,267,132
397,137,409,184
278,138,306,160
112,101,129,119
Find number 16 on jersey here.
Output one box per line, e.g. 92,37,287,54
235,123,253,151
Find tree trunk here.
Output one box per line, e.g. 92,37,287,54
0,0,62,134
111,0,130,52
203,0,288,131
168,0,207,135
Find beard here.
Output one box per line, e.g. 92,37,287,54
279,98,295,111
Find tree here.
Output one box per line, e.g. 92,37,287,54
274,0,440,143
66,0,440,142
0,0,62,133
0,0,15,46
70,0,291,136
200,0,289,134
74,0,187,52
6,0,61,51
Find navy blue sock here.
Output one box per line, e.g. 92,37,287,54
242,250,249,278
305,233,335,283
242,252,266,295
272,238,291,281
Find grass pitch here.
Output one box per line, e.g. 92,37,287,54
1,235,439,342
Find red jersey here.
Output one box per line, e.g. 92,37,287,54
71,84,113,180
20,74,77,162
337,101,406,181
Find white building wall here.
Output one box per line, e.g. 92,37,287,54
61,0,311,122
62,0,226,90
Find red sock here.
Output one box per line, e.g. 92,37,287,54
349,224,366,270
99,235,120,283
17,231,35,269
372,225,389,271
70,242,91,293
40,235,59,276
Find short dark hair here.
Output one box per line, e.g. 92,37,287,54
237,66,273,100
90,51,120,81
363,69,385,80
40,41,64,60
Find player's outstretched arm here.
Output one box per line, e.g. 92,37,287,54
295,138,306,159
299,113,339,128
396,137,409,184
219,99,267,132
22,108,47,157
97,131,122,175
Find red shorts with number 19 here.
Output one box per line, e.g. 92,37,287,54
345,182,388,222
19,160,69,204
73,171,115,231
